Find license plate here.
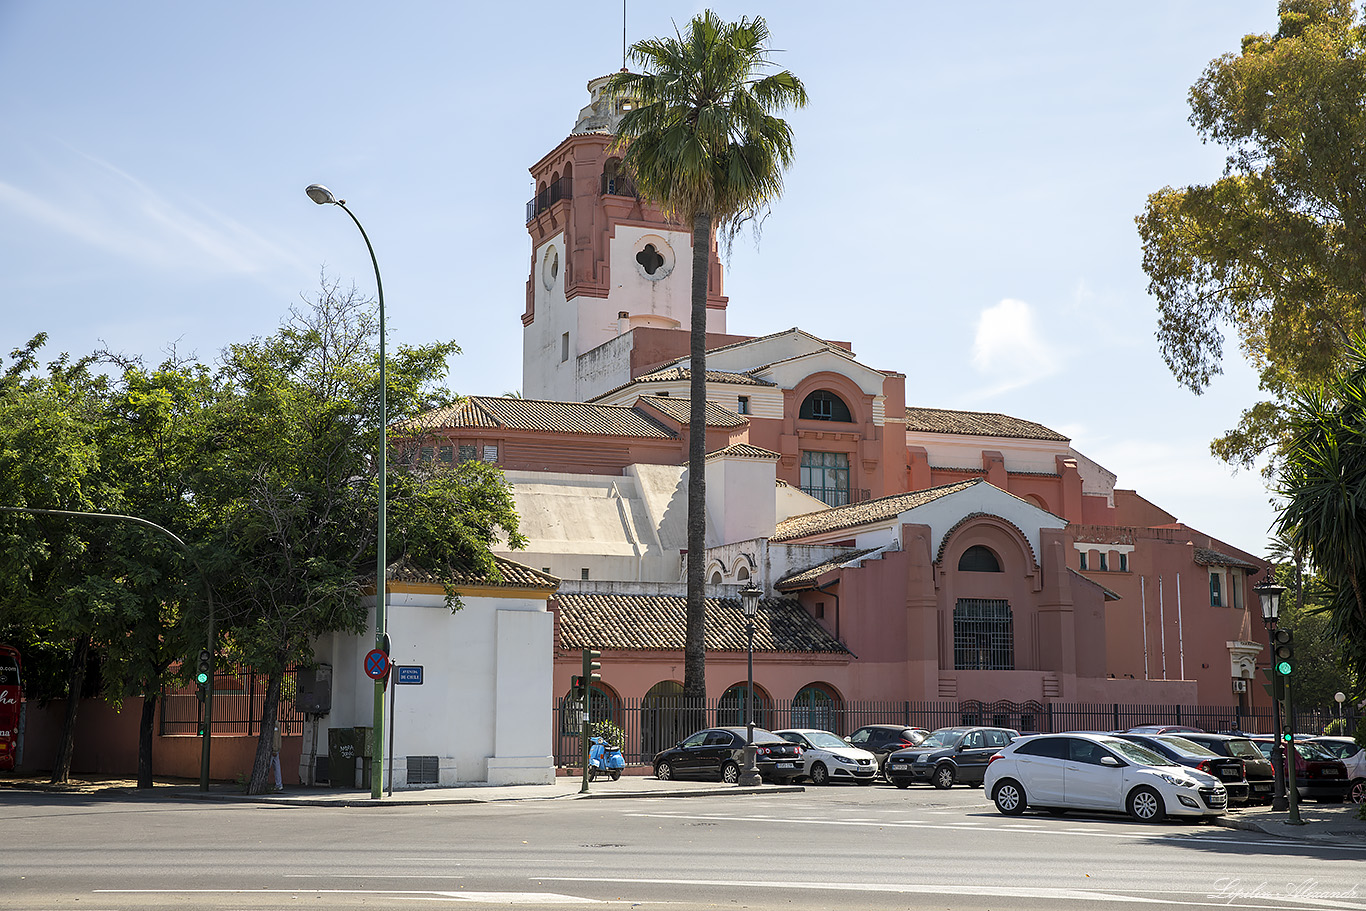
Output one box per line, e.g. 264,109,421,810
890,763,908,770
776,762,794,769
1320,770,1339,776
1220,770,1238,779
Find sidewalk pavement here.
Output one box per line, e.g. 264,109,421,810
3,773,1362,844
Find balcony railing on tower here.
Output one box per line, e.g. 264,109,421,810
525,176,573,222
600,173,637,198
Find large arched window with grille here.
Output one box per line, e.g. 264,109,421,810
958,545,1002,572
640,680,687,758
718,683,769,729
792,683,839,732
560,683,616,735
799,390,853,422
953,599,1014,670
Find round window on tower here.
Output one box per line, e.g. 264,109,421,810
542,245,560,291
633,235,675,282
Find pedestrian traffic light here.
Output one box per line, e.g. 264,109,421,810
583,648,601,689
1260,666,1284,701
570,675,585,699
1272,629,1294,676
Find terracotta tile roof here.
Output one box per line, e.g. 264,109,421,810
707,443,780,461
634,366,775,387
555,592,848,654
1193,547,1260,570
382,555,560,591
904,407,1069,442
775,547,885,590
637,395,749,428
410,396,676,438
771,479,984,543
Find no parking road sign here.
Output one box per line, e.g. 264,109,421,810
364,648,390,680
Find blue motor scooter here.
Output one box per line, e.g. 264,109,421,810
588,736,625,781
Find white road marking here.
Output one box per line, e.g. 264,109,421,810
624,812,1366,851
541,876,1366,910
97,889,605,904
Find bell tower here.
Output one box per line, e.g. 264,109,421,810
522,74,728,401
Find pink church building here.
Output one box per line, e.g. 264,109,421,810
416,74,1273,747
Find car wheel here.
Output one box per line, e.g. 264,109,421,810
609,770,621,781
721,761,740,784
992,779,1026,815
655,761,673,781
1351,779,1366,804
893,777,911,789
1127,786,1165,823
810,763,829,786
932,764,955,789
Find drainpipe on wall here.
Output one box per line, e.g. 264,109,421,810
1176,572,1185,681
1141,576,1150,680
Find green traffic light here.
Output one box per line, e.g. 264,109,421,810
196,672,209,685
1276,660,1292,675
1283,732,1293,742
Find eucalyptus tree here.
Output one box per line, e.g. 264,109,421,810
606,12,807,699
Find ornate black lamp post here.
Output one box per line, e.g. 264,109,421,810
1255,581,1288,812
739,585,762,787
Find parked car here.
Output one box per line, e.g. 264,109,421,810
1179,733,1276,804
885,726,1020,789
775,729,878,785
1308,736,1366,804
1247,737,1350,803
1113,733,1248,804
845,725,929,776
1126,724,1205,735
653,727,804,784
984,732,1228,822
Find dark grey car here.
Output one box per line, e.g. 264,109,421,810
885,726,1019,789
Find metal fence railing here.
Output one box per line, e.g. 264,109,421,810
552,695,1359,767
159,665,304,737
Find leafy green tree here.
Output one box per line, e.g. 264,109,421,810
196,281,524,794
1137,0,1366,467
1274,332,1366,691
606,12,807,700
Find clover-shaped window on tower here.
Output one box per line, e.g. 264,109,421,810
636,244,665,275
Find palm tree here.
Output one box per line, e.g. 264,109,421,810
607,13,807,701
1275,333,1366,686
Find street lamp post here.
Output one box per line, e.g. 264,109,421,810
1255,581,1292,815
1336,691,1346,724
307,184,388,801
739,585,762,787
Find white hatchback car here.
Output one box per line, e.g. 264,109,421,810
984,732,1227,822
774,729,878,785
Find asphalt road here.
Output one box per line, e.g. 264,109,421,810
4,783,1364,910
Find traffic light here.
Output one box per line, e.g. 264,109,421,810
1272,629,1294,676
195,649,211,686
583,648,601,690
570,675,585,699
1260,666,1284,701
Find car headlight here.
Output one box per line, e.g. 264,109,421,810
1157,772,1198,788
833,755,858,765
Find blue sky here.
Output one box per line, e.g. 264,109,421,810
0,1,1283,554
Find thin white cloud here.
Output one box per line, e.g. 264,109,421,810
0,143,298,276
967,297,1063,397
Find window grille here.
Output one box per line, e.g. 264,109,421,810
953,599,1014,670
800,451,850,506
407,755,439,785
1210,572,1222,607
482,445,498,462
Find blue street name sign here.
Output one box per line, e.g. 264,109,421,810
396,665,423,685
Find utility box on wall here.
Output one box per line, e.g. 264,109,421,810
295,664,332,714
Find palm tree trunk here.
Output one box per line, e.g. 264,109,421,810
683,209,711,712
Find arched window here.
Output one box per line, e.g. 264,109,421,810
718,683,768,728
792,683,839,732
799,390,853,422
710,571,723,584
736,566,750,581
958,545,1002,572
560,683,616,735
640,681,687,757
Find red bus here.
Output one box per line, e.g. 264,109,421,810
0,645,21,771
